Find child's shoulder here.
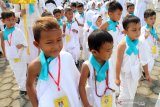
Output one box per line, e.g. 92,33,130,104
28,57,41,76
60,51,73,60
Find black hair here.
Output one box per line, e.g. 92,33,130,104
53,9,61,15
122,15,140,30
108,1,123,13
127,2,134,9
1,11,15,19
76,2,84,8
88,30,113,51
41,11,52,17
144,9,156,19
45,0,57,7
71,2,77,7
64,7,72,13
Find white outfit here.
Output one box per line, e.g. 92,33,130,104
63,21,80,63
36,51,82,107
134,0,152,26
117,39,149,107
108,24,124,93
45,2,56,14
75,12,85,47
38,0,46,15
140,26,159,72
84,60,117,107
13,3,40,63
4,27,28,91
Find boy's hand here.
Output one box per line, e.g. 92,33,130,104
115,79,121,86
146,75,152,82
72,29,78,33
20,9,26,17
16,44,24,49
145,29,150,39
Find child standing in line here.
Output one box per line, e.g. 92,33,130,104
0,11,28,96
63,7,80,66
126,2,135,16
26,17,82,107
75,2,85,49
53,9,64,31
79,30,117,107
140,9,160,73
115,16,152,107
100,1,123,93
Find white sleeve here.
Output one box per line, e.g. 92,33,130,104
15,28,27,47
13,4,21,18
139,40,150,66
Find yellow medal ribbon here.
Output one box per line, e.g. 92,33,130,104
66,35,71,43
22,4,30,55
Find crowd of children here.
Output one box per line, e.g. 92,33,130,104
0,0,160,107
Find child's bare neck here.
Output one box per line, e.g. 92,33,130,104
67,19,73,22
95,57,105,66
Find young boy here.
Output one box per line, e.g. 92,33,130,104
63,7,80,66
126,2,135,16
75,2,85,49
100,1,123,93
115,16,152,107
53,9,63,30
79,30,117,107
70,2,77,16
0,11,28,96
41,11,52,17
26,17,82,107
140,9,160,73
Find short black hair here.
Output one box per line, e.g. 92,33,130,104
122,15,140,30
108,1,123,13
71,2,77,7
1,11,15,19
64,7,72,13
53,9,61,15
144,9,156,19
41,11,52,17
88,30,113,51
76,2,84,8
127,2,134,9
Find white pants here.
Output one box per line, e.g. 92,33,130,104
9,60,27,91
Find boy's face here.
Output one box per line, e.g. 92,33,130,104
77,7,84,14
92,3,96,9
54,12,61,20
127,6,134,13
125,22,141,40
145,15,156,27
71,6,76,11
65,11,73,21
96,17,102,27
2,16,16,28
34,29,63,57
108,9,122,21
93,42,113,61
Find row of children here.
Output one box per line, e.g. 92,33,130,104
0,0,159,107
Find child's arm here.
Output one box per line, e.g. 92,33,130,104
100,22,108,31
0,31,5,57
79,63,93,107
143,64,152,82
115,41,126,86
75,18,84,27
26,58,41,107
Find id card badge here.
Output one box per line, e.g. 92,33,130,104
101,95,112,107
151,45,157,54
14,58,21,63
54,96,69,107
66,35,71,43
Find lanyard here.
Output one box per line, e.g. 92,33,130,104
48,55,61,91
7,33,13,46
94,70,114,97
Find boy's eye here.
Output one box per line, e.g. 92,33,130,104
45,42,53,44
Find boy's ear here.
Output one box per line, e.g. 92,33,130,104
1,19,5,23
33,41,40,48
91,49,98,56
